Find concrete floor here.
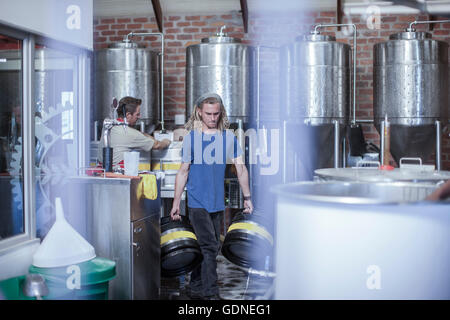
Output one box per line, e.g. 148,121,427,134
160,253,274,300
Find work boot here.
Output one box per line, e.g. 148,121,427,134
186,289,203,300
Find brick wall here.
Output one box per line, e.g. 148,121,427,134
93,11,450,170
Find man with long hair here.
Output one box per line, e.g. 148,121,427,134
170,92,253,300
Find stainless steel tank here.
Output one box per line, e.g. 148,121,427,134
94,41,160,128
280,34,351,178
186,35,255,123
373,31,449,164
281,34,350,124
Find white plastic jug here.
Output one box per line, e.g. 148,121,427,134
123,151,140,176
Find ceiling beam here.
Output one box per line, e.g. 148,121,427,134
428,14,438,31
389,0,450,19
240,0,249,33
337,0,342,31
389,0,426,11
151,0,163,33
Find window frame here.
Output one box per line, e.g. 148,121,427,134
34,35,91,172
0,25,35,252
0,24,91,253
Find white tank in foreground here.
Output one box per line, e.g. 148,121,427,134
272,181,450,299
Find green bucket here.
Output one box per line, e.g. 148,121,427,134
28,257,116,300
0,276,35,300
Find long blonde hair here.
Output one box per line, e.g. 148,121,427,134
185,97,230,132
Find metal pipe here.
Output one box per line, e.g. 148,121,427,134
248,132,253,198
436,120,441,170
124,32,166,132
237,119,244,209
256,46,260,130
217,25,227,36
408,19,450,31
103,124,109,147
334,120,340,168
313,23,357,125
382,114,390,166
103,119,127,148
94,120,98,141
380,120,385,165
282,120,287,183
294,150,298,181
342,136,346,168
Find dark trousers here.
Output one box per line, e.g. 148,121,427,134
188,207,222,297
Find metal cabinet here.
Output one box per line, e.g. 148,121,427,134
64,176,161,300
131,215,159,299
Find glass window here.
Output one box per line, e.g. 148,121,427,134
34,45,77,239
0,34,24,240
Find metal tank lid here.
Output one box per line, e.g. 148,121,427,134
108,41,145,49
200,25,242,44
271,181,438,205
314,167,450,184
389,31,432,40
201,36,242,44
296,34,336,42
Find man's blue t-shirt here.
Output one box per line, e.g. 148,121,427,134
181,130,243,213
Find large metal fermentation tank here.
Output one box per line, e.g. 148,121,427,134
374,31,449,164
282,34,350,123
186,35,255,123
94,41,160,130
280,34,351,180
